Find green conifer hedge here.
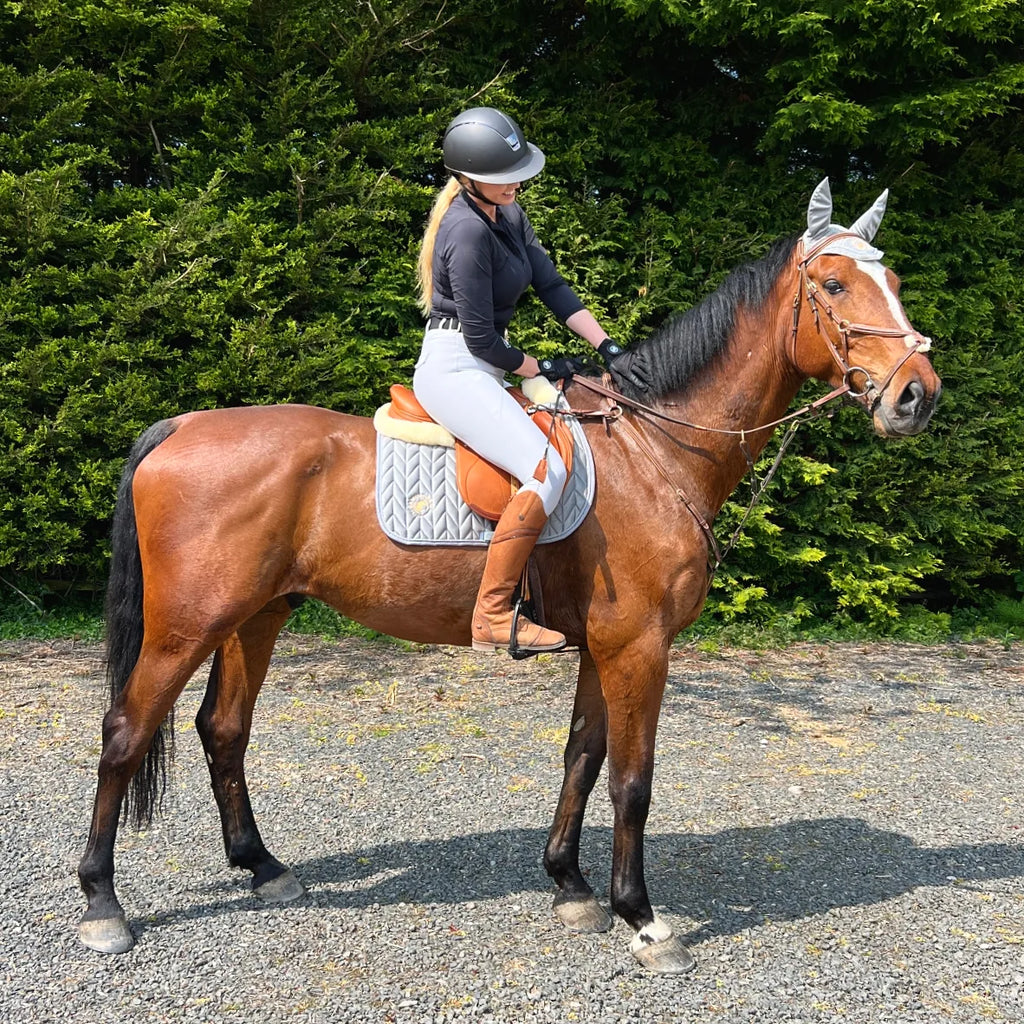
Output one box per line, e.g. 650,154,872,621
1,0,1021,630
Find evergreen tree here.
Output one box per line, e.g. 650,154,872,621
1,0,1021,630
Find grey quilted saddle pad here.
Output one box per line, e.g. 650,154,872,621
375,417,595,546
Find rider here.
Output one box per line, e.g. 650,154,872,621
413,106,646,655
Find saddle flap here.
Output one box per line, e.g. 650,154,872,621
456,387,575,522
455,443,518,521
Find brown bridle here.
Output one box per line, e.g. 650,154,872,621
568,233,933,440
794,231,933,414
554,233,934,581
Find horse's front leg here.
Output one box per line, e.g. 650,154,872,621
195,598,304,902
599,640,695,975
544,650,613,933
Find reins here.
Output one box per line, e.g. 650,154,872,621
567,373,850,438
545,234,933,587
564,375,833,587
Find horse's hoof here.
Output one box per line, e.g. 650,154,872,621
552,892,613,933
632,934,696,974
630,916,695,975
78,914,135,954
254,869,305,903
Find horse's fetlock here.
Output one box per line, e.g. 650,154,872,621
77,862,104,891
610,879,650,928
542,847,571,881
227,835,272,873
629,914,673,952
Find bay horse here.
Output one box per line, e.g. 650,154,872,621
76,180,941,973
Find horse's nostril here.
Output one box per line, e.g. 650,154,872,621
898,380,924,413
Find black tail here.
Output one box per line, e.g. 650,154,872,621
104,419,179,829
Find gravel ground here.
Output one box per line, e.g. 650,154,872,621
1,634,1022,1024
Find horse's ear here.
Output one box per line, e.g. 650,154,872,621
806,178,833,239
849,189,889,242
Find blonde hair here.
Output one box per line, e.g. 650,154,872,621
417,177,463,316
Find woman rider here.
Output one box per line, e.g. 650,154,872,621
413,106,647,656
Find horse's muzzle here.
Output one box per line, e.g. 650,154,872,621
872,377,942,436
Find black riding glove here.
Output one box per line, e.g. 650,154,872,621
598,338,649,392
537,355,586,384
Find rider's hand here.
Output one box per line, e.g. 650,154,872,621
537,355,587,384
598,338,649,392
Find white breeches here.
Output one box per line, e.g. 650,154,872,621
413,327,567,516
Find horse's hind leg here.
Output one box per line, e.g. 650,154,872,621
78,641,214,953
195,597,304,902
543,651,613,933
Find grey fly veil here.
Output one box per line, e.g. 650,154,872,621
802,178,888,261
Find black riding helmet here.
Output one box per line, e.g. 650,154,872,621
442,107,545,184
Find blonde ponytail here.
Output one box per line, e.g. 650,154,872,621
417,177,463,316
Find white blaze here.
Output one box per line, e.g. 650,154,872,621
853,260,918,348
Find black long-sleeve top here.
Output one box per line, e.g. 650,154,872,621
429,191,585,372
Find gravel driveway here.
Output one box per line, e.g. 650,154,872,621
1,635,1022,1024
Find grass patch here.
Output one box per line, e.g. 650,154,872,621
676,599,1022,649
285,599,386,641
1,583,1019,647
0,586,104,642
0,589,390,645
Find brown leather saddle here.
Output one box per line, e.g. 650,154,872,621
385,384,575,522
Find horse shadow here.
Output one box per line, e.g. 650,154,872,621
136,816,1024,943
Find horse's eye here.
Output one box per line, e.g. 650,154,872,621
824,279,843,295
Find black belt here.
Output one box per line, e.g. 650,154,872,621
428,316,461,331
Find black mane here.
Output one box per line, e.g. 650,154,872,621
623,234,800,400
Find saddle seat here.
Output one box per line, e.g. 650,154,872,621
375,381,575,522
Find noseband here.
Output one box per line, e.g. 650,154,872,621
794,233,932,412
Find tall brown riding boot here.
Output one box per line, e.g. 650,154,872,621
472,489,567,655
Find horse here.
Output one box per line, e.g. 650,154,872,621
76,179,941,973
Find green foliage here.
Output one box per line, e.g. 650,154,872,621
592,0,1024,162
0,586,104,641
285,599,388,642
1,0,1021,630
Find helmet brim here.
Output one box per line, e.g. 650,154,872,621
449,142,546,185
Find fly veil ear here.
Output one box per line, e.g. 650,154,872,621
805,177,835,241
802,177,887,261
849,189,888,244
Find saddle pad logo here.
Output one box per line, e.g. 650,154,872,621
408,493,432,516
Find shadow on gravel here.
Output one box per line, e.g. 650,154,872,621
135,817,1024,942
652,815,1024,943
